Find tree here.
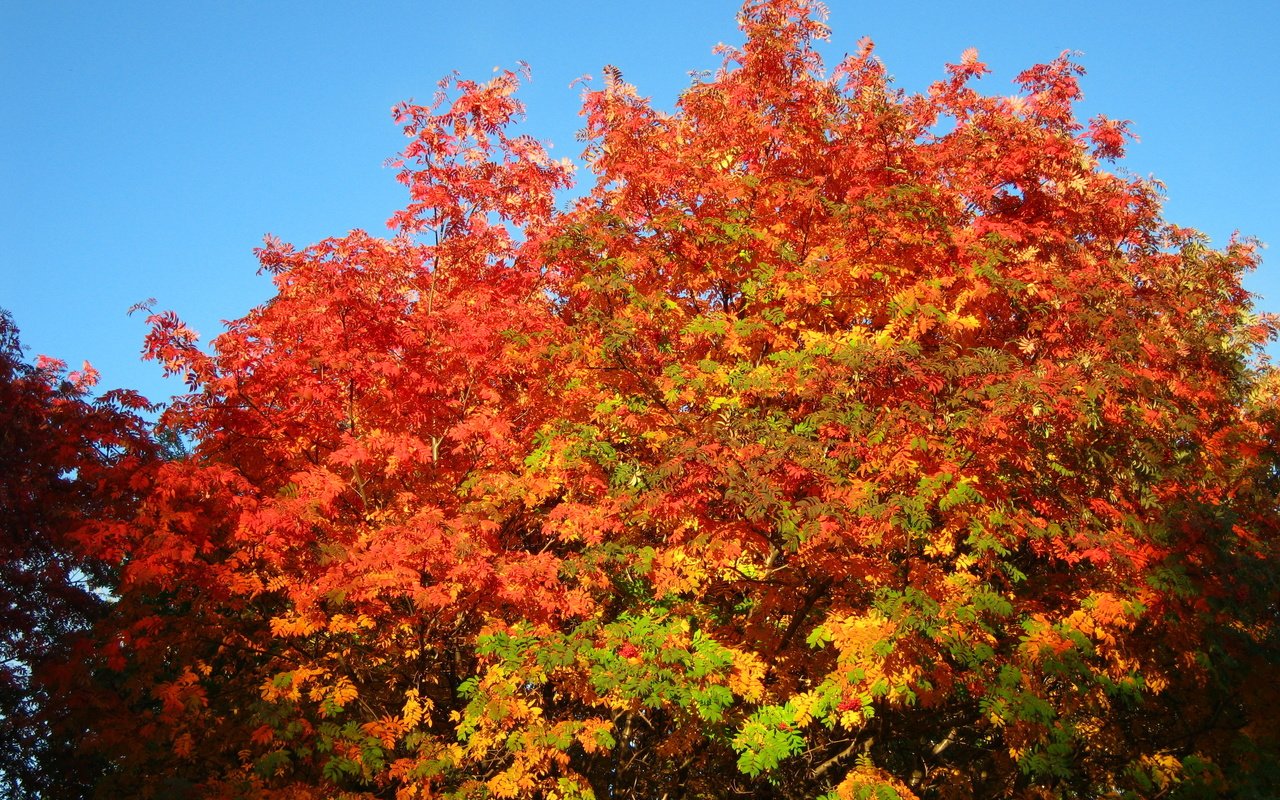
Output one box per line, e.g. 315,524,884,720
82,1,1278,797
0,312,155,798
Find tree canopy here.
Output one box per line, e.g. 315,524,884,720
0,313,157,798
8,1,1279,797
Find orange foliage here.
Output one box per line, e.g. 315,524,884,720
35,2,1280,798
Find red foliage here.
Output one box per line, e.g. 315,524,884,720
45,2,1280,798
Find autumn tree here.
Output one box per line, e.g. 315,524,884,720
73,1,1278,798
0,312,157,799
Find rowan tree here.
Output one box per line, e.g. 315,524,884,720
79,1,1278,798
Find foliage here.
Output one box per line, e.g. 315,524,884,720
28,1,1280,797
0,312,156,798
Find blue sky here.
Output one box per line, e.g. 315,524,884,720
3,1,1277,404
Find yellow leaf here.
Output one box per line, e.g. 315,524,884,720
402,688,431,728
791,691,818,727
727,649,766,703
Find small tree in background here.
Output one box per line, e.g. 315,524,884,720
53,1,1279,797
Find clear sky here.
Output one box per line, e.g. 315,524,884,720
3,1,1277,405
